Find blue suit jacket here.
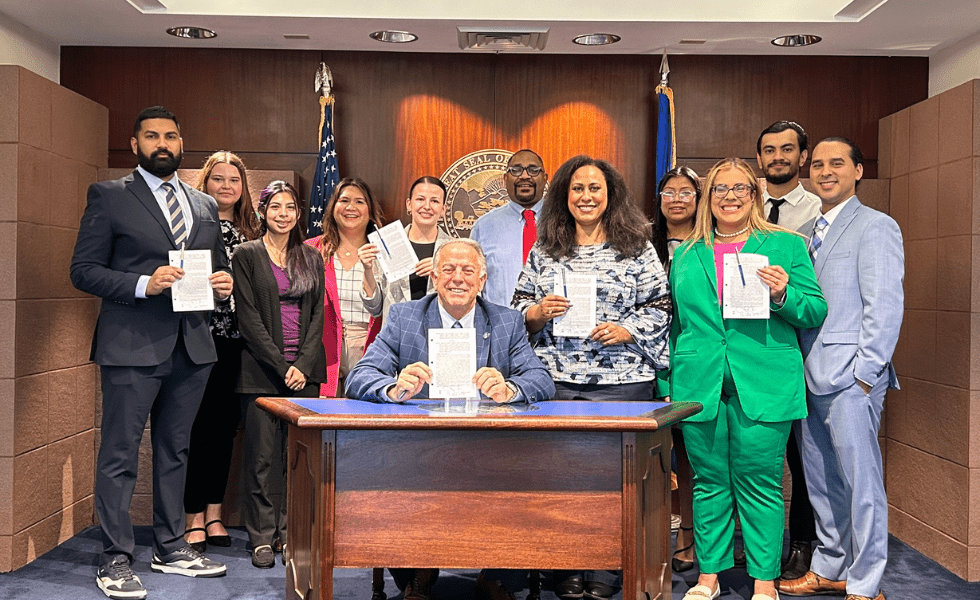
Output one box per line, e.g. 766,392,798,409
800,197,904,395
345,295,555,402
70,170,229,367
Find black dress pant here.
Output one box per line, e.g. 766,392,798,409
184,336,244,514
96,334,213,566
241,382,318,548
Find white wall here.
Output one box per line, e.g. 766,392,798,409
0,11,59,83
930,29,980,97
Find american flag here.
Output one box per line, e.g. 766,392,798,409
309,95,339,237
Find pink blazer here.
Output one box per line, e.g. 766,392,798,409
305,238,382,397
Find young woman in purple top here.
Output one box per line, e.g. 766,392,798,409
232,181,326,568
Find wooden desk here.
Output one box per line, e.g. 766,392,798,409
257,398,701,600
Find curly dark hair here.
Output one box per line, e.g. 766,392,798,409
537,155,650,260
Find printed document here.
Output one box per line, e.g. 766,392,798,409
168,249,215,312
553,270,597,338
722,252,769,319
428,327,479,399
369,222,420,282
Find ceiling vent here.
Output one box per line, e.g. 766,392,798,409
457,27,549,51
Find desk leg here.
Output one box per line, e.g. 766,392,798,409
284,426,336,600
623,430,672,600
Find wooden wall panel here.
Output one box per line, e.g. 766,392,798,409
60,48,928,225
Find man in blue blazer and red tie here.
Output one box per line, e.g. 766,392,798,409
71,107,232,599
779,138,904,600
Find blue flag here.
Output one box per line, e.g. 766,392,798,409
654,84,676,186
309,95,339,237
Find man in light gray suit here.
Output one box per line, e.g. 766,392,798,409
778,138,903,600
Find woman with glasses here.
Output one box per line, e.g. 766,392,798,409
513,155,671,600
359,176,451,321
669,158,826,600
651,166,702,574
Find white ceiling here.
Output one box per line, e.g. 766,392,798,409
0,0,977,56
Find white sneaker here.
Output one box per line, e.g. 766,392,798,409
97,556,147,599
150,545,227,577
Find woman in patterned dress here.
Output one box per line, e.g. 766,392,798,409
512,155,672,600
182,152,260,553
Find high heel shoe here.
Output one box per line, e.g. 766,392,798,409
672,526,695,573
184,527,206,553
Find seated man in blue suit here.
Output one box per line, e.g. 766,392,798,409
346,238,555,600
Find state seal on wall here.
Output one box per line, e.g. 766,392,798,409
439,149,513,239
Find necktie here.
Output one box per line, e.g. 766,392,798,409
809,216,828,262
452,321,462,329
163,182,187,246
522,209,537,264
768,198,786,224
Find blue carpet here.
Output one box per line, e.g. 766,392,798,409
0,526,976,599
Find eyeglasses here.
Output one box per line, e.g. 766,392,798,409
661,190,697,203
711,183,755,198
506,165,544,177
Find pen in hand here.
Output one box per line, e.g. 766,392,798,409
179,241,186,270
734,246,746,286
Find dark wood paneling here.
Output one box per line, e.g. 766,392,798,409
61,48,927,223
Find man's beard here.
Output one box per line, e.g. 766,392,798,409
764,161,798,186
137,147,182,178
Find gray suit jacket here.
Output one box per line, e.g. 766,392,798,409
70,170,229,367
800,197,904,395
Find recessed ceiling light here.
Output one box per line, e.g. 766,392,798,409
771,34,822,47
369,30,417,43
284,34,310,40
166,26,216,39
573,33,621,46
679,39,706,45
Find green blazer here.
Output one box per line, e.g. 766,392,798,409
668,230,827,423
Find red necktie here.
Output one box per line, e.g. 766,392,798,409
522,209,537,263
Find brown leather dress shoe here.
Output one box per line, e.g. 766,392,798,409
776,571,846,596
844,594,885,600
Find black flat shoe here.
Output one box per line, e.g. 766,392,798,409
184,527,206,553
205,519,232,547
672,526,695,573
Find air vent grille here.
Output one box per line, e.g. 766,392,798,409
457,27,549,51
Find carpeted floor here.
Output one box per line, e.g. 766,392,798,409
0,525,976,599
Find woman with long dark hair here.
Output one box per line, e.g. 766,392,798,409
183,151,260,553
234,181,325,568
651,165,702,574
512,155,671,600
306,178,386,396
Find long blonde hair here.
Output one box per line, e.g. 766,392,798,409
689,157,786,248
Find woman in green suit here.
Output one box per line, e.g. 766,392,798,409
670,158,826,600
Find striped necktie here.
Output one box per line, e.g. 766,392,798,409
809,215,828,262
162,182,187,246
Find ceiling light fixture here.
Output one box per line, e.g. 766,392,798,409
771,34,822,47
166,26,216,39
369,30,417,43
573,33,621,46
284,34,310,40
